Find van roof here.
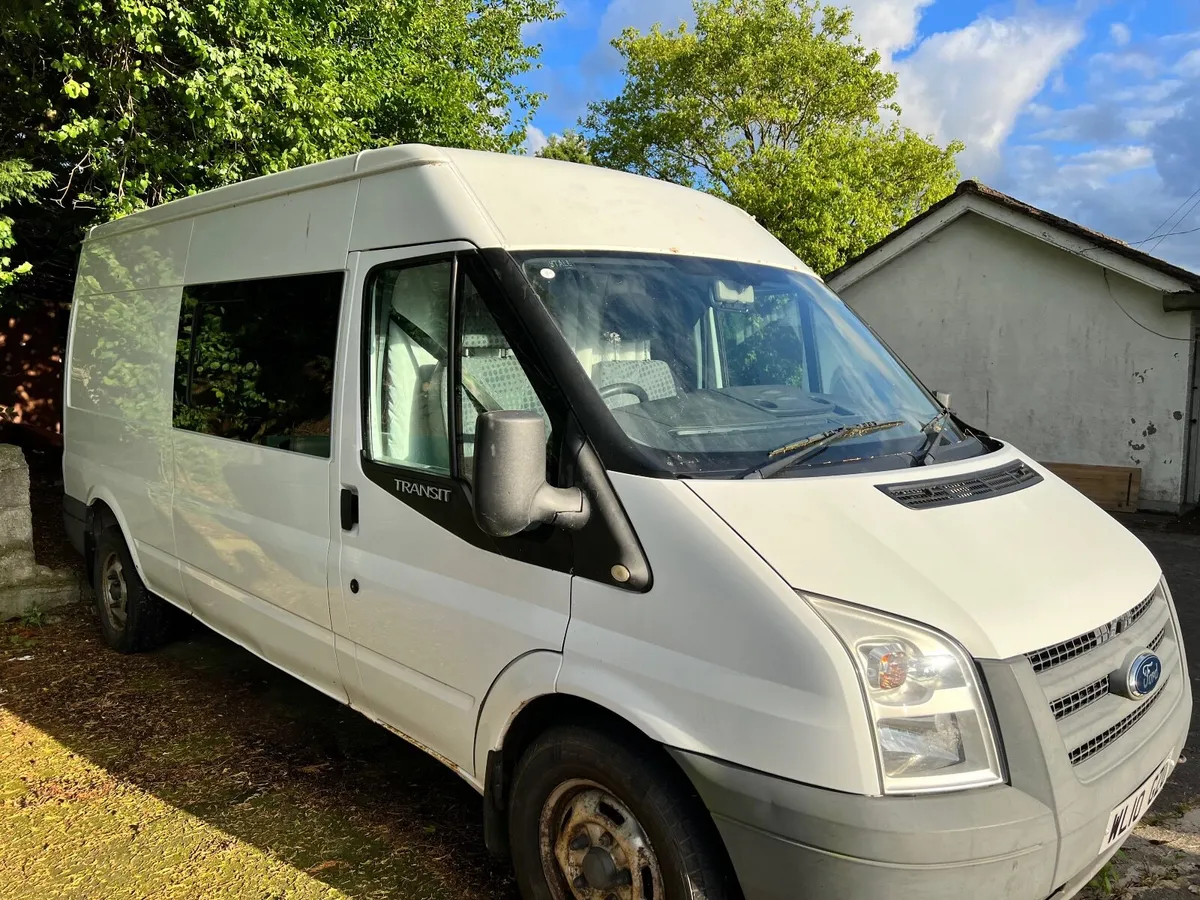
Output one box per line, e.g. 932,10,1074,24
88,144,811,274
88,144,449,239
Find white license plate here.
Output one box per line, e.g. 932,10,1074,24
1100,757,1175,855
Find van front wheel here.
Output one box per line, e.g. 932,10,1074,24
508,725,738,900
93,522,172,653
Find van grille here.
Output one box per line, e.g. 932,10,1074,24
1027,594,1154,674
1068,681,1169,766
1023,588,1179,770
1149,626,1166,652
1050,679,1109,720
878,461,1042,510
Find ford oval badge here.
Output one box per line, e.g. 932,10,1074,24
1128,653,1162,699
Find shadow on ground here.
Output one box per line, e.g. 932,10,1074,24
0,603,517,899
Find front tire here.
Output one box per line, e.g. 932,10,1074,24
508,724,739,900
93,522,172,653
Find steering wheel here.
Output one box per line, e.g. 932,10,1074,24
599,382,650,404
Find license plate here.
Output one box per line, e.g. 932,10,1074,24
1100,756,1175,854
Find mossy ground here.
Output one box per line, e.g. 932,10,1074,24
0,603,517,900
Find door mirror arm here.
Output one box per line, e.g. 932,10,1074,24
473,411,590,538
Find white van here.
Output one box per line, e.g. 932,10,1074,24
63,145,1189,900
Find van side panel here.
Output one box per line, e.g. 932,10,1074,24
347,165,501,252
184,182,358,284
75,221,191,295
65,218,194,605
172,431,343,699
165,181,355,702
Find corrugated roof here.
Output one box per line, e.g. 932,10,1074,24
827,180,1200,293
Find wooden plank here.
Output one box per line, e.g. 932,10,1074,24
1042,462,1142,512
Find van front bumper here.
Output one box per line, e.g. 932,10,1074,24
669,655,1191,900
670,749,1059,900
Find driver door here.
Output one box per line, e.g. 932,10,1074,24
332,244,572,775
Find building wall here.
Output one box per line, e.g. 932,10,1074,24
837,212,1193,510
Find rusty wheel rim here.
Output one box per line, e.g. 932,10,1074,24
100,551,128,631
538,778,663,900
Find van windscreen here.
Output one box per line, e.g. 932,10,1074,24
518,252,983,477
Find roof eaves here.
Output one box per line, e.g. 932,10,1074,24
826,179,1200,295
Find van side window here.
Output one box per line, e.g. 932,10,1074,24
457,275,552,483
365,260,453,474
172,272,343,458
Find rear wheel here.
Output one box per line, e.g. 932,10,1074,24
93,522,173,653
509,724,738,900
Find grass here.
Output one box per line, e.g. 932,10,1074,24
1088,854,1124,895
0,603,517,899
17,604,46,629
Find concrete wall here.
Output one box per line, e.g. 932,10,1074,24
0,445,80,618
837,213,1193,510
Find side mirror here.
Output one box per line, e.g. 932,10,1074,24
935,390,952,409
473,410,590,538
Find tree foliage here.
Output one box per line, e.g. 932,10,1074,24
0,0,558,307
583,0,962,274
536,129,594,165
0,160,52,291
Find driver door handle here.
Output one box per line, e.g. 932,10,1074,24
340,487,359,531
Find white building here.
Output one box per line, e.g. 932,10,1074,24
828,181,1200,513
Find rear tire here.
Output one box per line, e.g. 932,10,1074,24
93,522,173,653
508,724,739,900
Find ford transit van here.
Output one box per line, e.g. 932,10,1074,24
63,145,1190,900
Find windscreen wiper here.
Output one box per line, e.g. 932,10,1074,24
739,420,905,479
910,408,952,466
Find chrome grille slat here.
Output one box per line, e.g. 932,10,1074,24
1068,678,1169,765
1027,594,1155,674
1149,626,1166,652
1050,678,1109,720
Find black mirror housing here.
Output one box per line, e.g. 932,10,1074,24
473,410,590,538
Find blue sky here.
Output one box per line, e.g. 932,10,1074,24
520,0,1200,270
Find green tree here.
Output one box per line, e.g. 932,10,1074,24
536,129,594,164
583,0,962,274
0,0,558,308
0,160,51,291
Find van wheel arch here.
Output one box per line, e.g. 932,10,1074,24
483,694,717,863
83,499,119,587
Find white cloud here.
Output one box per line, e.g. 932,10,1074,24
597,0,690,42
1089,50,1160,80
893,11,1085,176
1176,48,1200,78
1110,23,1131,47
1151,81,1200,195
1057,145,1154,188
524,125,549,156
586,0,692,76
1113,79,1183,105
842,0,935,62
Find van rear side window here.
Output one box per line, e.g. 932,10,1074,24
172,271,344,457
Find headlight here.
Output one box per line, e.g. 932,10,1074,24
808,595,1006,794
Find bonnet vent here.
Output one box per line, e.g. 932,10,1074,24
878,461,1042,510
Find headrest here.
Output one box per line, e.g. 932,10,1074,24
600,292,658,338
